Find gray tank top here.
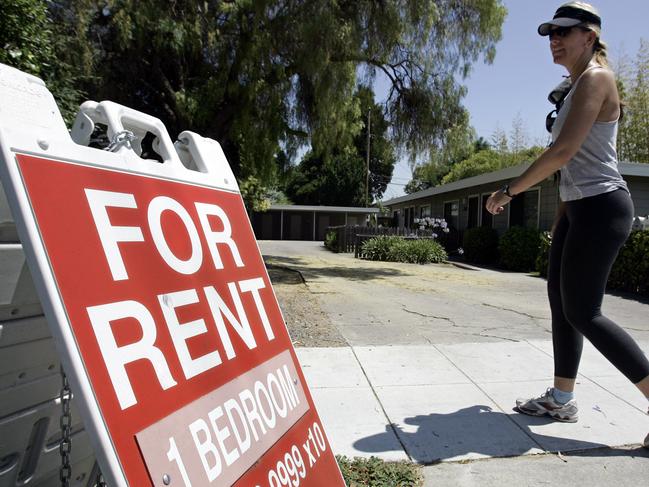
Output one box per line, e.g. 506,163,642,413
551,65,628,201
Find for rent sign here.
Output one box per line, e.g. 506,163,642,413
5,151,343,486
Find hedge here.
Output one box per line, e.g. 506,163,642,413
608,230,649,295
462,227,499,265
360,236,448,264
499,226,542,272
535,230,649,295
324,229,339,252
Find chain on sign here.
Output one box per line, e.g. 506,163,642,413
59,368,107,486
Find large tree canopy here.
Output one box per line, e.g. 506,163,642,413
438,145,544,185
284,86,395,205
41,0,505,184
0,0,82,120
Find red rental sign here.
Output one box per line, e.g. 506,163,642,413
15,153,345,486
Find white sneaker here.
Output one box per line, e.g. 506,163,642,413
515,388,578,423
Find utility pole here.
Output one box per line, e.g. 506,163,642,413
365,108,371,208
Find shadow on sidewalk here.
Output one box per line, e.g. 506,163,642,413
353,405,646,464
264,254,408,281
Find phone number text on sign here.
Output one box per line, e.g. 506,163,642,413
260,422,327,487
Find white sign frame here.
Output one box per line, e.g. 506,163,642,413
0,64,252,486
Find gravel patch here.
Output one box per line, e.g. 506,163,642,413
266,263,347,347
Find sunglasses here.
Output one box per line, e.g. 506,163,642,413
548,24,588,40
546,109,559,132
546,79,572,133
548,26,575,39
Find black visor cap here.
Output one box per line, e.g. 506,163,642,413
554,6,601,25
538,6,602,36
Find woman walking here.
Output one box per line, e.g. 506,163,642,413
486,2,649,447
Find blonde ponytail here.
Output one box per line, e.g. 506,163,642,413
593,36,609,68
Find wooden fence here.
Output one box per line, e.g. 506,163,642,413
326,225,438,254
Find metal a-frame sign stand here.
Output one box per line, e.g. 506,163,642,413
0,63,345,487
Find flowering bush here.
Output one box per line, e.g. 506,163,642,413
414,217,463,256
413,217,450,238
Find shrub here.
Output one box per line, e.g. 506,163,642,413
409,239,448,264
499,226,542,272
535,232,552,277
535,230,649,296
410,217,462,254
462,227,499,265
360,236,447,264
360,235,400,261
385,238,410,262
388,238,448,264
608,230,649,295
325,230,339,252
336,455,423,487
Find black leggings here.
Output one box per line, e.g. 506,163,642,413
548,189,649,384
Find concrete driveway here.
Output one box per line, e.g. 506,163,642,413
259,240,649,486
260,240,649,346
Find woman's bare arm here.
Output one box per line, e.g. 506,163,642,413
486,68,615,215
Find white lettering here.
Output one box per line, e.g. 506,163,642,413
194,202,244,269
224,399,251,455
87,300,176,409
207,406,240,467
277,365,299,409
267,373,288,418
84,189,144,281
167,437,193,487
254,380,277,429
158,289,222,379
239,388,267,441
189,418,221,481
148,196,203,274
204,284,257,360
238,277,274,341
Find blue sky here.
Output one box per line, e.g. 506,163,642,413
382,0,649,200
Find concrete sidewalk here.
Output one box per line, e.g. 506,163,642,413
296,342,649,482
259,241,649,485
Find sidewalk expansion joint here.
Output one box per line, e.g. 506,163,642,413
578,374,649,415
430,343,547,452
348,345,413,461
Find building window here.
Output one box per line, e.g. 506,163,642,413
481,194,493,228
419,205,431,218
467,196,479,229
408,207,415,227
403,207,415,228
510,189,540,228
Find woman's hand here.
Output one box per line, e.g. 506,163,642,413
485,190,512,215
